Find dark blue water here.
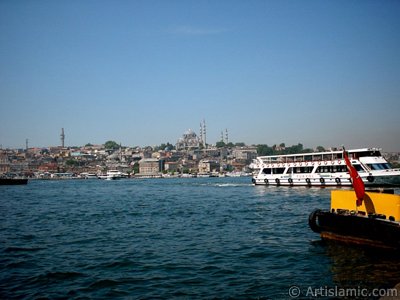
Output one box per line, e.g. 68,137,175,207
1,178,400,299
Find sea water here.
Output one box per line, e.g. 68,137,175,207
1,177,400,299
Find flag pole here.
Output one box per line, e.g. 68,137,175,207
343,146,365,208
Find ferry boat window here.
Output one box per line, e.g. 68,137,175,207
367,163,391,170
335,165,347,172
300,167,313,173
357,150,382,158
316,166,333,173
331,153,344,160
304,155,312,161
352,164,366,172
262,168,272,174
288,167,313,174
313,155,322,161
272,168,286,174
316,165,348,173
322,154,332,161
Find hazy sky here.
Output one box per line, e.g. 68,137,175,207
1,0,399,151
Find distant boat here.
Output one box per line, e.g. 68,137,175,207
80,172,98,179
197,173,210,178
97,174,108,180
98,170,128,180
252,148,400,187
0,178,28,185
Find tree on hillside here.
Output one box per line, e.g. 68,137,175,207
216,141,226,148
256,144,273,156
104,141,119,149
257,143,316,155
156,142,175,151
286,143,304,154
132,162,139,174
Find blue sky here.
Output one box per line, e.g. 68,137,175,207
1,0,399,151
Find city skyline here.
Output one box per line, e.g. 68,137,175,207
1,1,400,151
4,126,399,154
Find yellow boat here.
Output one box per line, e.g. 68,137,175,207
309,189,400,250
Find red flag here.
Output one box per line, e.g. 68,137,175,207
343,149,365,206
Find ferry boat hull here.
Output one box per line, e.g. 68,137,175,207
252,174,400,187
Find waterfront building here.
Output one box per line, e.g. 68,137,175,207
164,161,179,173
180,159,198,174
138,158,160,175
0,152,10,174
198,159,220,174
230,161,247,172
232,147,258,163
201,148,222,158
38,162,59,173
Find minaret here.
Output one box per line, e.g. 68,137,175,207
225,128,229,144
60,128,65,148
203,119,207,148
26,139,28,151
199,122,203,146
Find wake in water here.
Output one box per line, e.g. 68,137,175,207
215,183,253,187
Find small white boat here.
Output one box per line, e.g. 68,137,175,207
107,170,129,180
97,174,108,180
98,170,128,180
80,172,98,179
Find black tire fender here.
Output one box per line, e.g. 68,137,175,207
309,209,322,233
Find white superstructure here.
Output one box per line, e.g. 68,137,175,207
252,148,400,187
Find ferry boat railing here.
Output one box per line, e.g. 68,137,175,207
258,156,347,166
255,150,396,168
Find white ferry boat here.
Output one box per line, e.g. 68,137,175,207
98,170,128,180
252,148,400,187
80,172,98,179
